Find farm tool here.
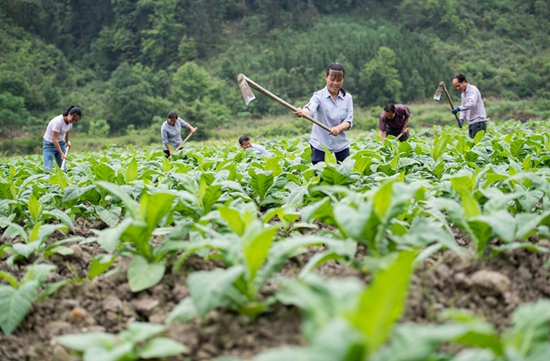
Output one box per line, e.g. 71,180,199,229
433,82,461,127
61,145,70,171
237,73,331,132
175,131,194,153
170,130,195,158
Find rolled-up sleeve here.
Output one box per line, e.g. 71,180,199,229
178,118,189,128
343,95,353,129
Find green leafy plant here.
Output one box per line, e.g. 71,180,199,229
374,300,550,361
57,322,187,361
2,222,69,265
0,263,56,334
226,250,417,360
89,181,177,292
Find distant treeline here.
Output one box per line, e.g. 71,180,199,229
0,0,549,141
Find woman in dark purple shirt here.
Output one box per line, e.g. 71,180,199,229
379,104,410,142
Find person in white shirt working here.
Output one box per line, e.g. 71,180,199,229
43,105,82,171
451,73,488,138
294,62,353,164
238,135,269,156
161,111,196,158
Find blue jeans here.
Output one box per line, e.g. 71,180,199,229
311,146,350,165
43,139,66,171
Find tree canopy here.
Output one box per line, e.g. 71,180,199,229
0,0,549,140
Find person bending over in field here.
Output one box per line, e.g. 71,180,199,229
161,111,196,158
43,105,82,171
379,103,410,142
238,135,270,156
294,62,353,164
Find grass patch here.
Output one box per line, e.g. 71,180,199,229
2,99,549,157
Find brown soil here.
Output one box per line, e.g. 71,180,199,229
1,221,550,361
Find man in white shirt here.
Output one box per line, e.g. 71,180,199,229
238,135,269,156
451,74,488,138
161,111,196,157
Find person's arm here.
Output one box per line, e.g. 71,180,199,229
186,124,197,133
402,116,409,134
51,131,66,160
378,113,387,142
330,121,351,136
65,132,71,148
331,95,353,136
161,126,172,156
260,145,269,156
459,91,477,111
294,107,311,118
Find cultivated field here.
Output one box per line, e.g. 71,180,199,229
2,121,550,361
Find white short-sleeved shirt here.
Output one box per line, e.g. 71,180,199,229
44,115,72,142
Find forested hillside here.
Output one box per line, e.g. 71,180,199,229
1,0,549,144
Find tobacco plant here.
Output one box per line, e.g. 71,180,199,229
57,322,187,361
0,263,56,334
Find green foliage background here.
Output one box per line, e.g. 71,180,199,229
0,0,549,154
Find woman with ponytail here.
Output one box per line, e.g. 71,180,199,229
43,105,82,170
293,62,354,164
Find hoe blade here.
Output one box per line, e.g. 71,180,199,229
433,82,444,101
238,74,256,105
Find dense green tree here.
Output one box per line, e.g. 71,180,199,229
360,47,402,106
141,0,183,68
0,92,34,147
104,62,155,134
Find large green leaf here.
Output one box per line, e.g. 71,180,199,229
139,337,187,359
94,205,122,228
124,157,138,183
167,298,198,325
63,185,101,203
93,163,116,182
0,281,39,335
96,181,139,219
12,241,40,259
218,205,247,236
139,192,175,231
188,266,245,318
122,322,166,344
507,300,550,354
44,209,75,233
241,221,277,285
28,194,40,224
372,179,395,219
249,169,274,202
127,256,166,292
346,250,417,355
431,133,451,161
88,254,117,279
200,183,222,214
321,163,353,185
3,222,28,243
57,332,116,352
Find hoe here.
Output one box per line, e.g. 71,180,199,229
238,73,331,132
433,81,461,127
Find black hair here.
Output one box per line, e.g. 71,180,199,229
384,104,396,113
63,105,82,117
453,73,467,83
238,135,250,145
325,62,346,96
167,111,178,119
